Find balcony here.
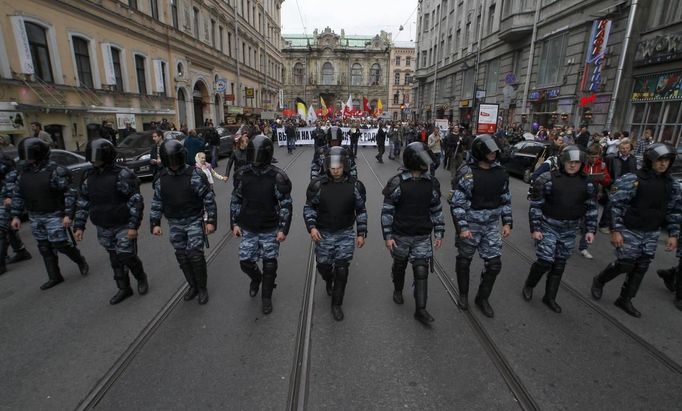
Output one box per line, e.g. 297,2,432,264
499,8,535,42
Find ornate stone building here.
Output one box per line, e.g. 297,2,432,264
388,42,416,122
281,27,391,116
0,0,284,149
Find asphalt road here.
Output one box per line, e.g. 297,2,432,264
1,146,681,410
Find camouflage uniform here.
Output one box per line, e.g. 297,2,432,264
231,163,292,312
11,161,88,286
150,165,217,302
304,173,367,315
382,170,445,317
74,165,146,296
449,161,512,315
592,171,681,316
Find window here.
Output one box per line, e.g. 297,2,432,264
421,51,427,67
25,22,53,83
129,0,137,9
72,37,93,88
406,57,411,66
242,43,245,63
394,71,400,85
487,4,495,35
150,0,159,19
193,7,199,38
111,47,124,92
135,55,147,94
648,0,682,28
629,100,682,147
322,62,334,85
395,56,401,66
160,61,167,97
462,68,475,99
393,92,400,104
211,19,216,47
171,0,179,29
455,29,461,55
485,59,499,97
351,63,362,86
219,26,224,52
369,63,381,85
464,21,470,50
538,33,567,86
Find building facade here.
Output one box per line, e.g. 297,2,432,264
0,0,284,149
281,27,391,117
388,42,416,122
413,0,681,145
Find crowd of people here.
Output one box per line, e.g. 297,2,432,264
1,114,680,326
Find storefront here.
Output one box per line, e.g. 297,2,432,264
225,106,243,124
627,71,682,147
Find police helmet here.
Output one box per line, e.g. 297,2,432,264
643,143,676,172
324,146,350,175
470,134,500,162
85,138,116,167
18,137,50,164
558,145,587,169
247,135,273,167
403,142,434,171
159,139,186,170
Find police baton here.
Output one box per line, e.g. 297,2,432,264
67,227,77,247
202,220,210,249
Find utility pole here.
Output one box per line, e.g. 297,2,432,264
472,0,486,132
234,4,242,107
431,1,443,121
521,0,542,125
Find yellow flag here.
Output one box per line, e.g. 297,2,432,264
320,97,328,116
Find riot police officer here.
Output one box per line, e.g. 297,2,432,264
0,153,32,275
231,135,293,315
10,137,89,289
304,147,367,321
591,143,681,317
449,135,512,318
522,145,598,313
382,142,445,325
310,140,358,180
74,139,148,305
150,140,217,305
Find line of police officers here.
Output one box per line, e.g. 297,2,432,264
2,132,681,323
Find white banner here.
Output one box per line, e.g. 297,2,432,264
115,113,137,130
0,111,26,132
276,127,379,147
10,16,34,75
153,60,165,93
101,44,116,85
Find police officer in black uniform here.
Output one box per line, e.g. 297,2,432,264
11,138,89,290
74,139,148,305
311,122,327,151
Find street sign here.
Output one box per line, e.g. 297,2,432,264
215,79,226,93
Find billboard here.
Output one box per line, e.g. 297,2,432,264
477,103,499,134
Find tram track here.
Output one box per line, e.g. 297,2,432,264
360,151,541,411
75,149,306,411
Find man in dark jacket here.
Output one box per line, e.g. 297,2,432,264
375,122,387,163
576,126,590,149
183,129,205,166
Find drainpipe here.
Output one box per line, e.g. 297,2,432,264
431,2,443,120
605,0,637,131
234,6,242,107
520,0,542,123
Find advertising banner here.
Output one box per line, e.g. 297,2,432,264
476,103,499,134
276,127,379,147
581,19,612,92
115,113,137,130
631,72,682,101
0,111,26,132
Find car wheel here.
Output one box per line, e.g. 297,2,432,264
523,168,532,183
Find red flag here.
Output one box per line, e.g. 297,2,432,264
363,96,370,113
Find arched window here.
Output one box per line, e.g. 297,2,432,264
351,63,363,86
72,37,93,88
369,63,381,85
293,62,304,85
25,22,53,82
322,62,334,85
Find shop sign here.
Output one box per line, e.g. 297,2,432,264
634,31,682,66
529,88,560,102
115,113,137,129
215,79,226,93
631,72,682,101
245,88,255,98
504,72,517,85
477,103,499,134
459,100,470,108
227,106,244,115
581,19,612,92
0,111,25,132
225,94,235,102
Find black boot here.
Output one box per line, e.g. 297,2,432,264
614,259,649,318
592,260,634,300
38,241,64,290
261,259,278,314
6,248,32,265
118,252,148,295
240,260,262,297
456,256,471,310
176,251,197,301
331,263,349,321
413,261,434,324
542,260,565,313
189,251,209,305
7,230,31,264
657,266,677,292
523,260,551,301
392,257,408,305
110,267,134,305
316,263,334,297
55,242,88,276
475,257,501,318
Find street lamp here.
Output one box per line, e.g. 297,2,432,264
582,108,593,127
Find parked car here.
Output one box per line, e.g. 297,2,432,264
500,140,550,183
195,126,240,158
5,148,93,186
116,130,183,178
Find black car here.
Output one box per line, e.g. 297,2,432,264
116,130,183,178
196,126,239,158
5,148,93,186
500,141,550,183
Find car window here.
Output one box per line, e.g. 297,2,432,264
119,133,153,148
50,151,82,166
510,142,526,153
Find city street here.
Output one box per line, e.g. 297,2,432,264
1,146,681,410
